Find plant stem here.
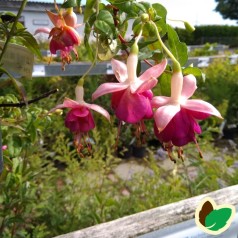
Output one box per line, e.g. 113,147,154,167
77,0,100,85
151,21,181,72
0,89,59,108
0,0,28,63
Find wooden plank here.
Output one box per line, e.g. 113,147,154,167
54,184,238,238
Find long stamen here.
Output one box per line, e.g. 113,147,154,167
164,142,176,163
140,121,147,145
74,133,84,157
194,138,203,158
177,147,184,161
140,120,147,134
85,132,92,156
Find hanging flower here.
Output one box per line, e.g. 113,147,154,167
152,72,222,161
51,86,110,154
34,9,81,70
92,54,167,124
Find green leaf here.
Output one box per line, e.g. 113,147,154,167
138,39,158,50
183,67,205,81
155,18,167,37
94,10,115,38
167,24,188,66
27,118,37,143
132,17,142,35
142,21,164,51
112,1,139,17
0,67,28,102
152,3,167,20
8,136,22,157
133,2,147,13
83,0,97,23
158,71,171,96
117,16,128,38
83,24,95,62
61,0,77,8
142,21,157,39
96,10,115,29
138,1,152,12
94,193,102,204
5,216,25,225
138,49,162,61
15,30,42,59
5,173,12,187
108,0,132,4
205,208,232,231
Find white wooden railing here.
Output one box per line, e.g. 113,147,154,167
53,184,238,238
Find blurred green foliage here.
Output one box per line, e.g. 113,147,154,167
198,58,238,124
176,25,238,47
189,43,218,57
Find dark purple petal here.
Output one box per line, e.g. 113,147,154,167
71,107,89,117
141,91,154,119
111,89,151,123
141,90,153,100
154,109,201,147
111,90,125,111
77,111,95,132
141,99,153,119
65,108,95,133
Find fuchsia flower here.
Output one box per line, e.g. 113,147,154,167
51,86,110,154
35,9,80,70
92,53,167,124
152,71,222,160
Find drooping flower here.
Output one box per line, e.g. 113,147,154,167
152,71,222,161
34,8,81,70
51,85,110,154
92,53,167,125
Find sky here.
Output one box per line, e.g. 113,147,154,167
149,0,237,26
39,0,237,26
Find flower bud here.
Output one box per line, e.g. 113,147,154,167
55,109,63,115
63,8,77,27
184,21,195,32
141,13,149,23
